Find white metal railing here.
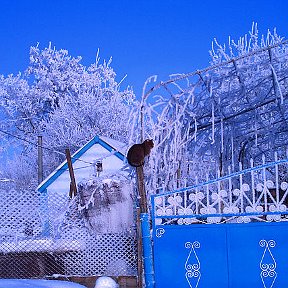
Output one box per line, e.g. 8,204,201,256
152,155,288,225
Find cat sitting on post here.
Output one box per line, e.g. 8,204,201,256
127,139,154,167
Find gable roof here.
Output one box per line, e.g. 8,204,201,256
37,135,127,193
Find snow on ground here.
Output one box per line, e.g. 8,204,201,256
94,276,118,288
0,239,83,253
0,279,86,288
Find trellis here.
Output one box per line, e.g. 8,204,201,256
129,38,288,195
146,36,288,287
0,183,138,279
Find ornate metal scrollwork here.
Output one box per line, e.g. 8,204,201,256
185,241,201,288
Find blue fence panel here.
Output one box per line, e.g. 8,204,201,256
227,222,288,288
153,225,229,288
152,221,288,288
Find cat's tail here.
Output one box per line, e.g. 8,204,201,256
127,160,144,167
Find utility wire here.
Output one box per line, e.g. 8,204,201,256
0,128,95,165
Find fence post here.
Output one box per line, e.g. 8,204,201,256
136,166,155,288
140,212,154,288
136,208,143,288
38,135,44,184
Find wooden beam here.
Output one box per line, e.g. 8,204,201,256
65,148,77,197
136,166,147,213
135,165,148,287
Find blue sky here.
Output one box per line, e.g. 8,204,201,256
0,0,288,97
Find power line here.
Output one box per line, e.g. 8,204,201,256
0,128,94,165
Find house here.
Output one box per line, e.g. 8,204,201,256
37,135,135,236
35,136,138,276
37,135,128,196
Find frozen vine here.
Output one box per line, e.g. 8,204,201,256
130,25,288,196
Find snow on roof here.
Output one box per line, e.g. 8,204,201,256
100,135,128,155
37,135,128,193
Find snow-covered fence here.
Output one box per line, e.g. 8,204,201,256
0,178,137,278
151,154,288,226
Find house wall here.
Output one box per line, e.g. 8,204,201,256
47,143,126,196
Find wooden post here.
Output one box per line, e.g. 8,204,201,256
136,166,147,287
38,136,44,184
65,148,77,197
136,165,155,287
136,166,148,213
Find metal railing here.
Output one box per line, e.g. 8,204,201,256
152,154,288,226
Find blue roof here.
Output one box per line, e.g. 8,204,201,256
37,135,126,193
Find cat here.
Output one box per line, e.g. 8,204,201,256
127,139,154,167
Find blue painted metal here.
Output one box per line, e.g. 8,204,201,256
141,213,155,288
151,156,288,287
153,210,288,221
152,222,288,288
151,156,288,288
37,135,126,193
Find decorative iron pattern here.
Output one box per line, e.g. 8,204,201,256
185,241,201,288
152,157,288,225
259,240,277,288
155,228,165,238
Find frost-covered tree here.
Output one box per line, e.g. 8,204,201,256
0,44,135,189
32,46,135,148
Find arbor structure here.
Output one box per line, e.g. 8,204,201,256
130,25,288,195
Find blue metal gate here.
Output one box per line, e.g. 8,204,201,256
151,158,288,288
152,222,288,288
